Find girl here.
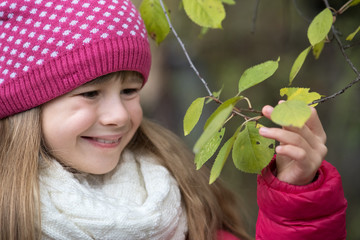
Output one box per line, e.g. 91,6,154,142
0,0,346,239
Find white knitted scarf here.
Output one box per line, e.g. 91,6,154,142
39,150,188,239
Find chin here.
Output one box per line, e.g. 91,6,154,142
89,165,118,175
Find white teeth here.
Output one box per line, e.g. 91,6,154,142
93,138,120,144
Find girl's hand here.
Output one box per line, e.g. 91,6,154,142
259,104,328,185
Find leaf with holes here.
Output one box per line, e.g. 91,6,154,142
232,122,274,174
307,8,333,46
289,46,311,85
140,0,170,44
183,0,226,28
280,87,321,107
195,127,225,170
238,58,279,94
184,97,205,136
271,100,312,127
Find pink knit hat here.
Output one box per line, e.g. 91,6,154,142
0,0,151,119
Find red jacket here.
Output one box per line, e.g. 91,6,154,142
218,159,347,240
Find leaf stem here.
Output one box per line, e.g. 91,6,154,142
337,0,353,14
158,0,213,96
206,96,262,120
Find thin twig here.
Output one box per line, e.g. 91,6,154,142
292,0,312,23
206,96,262,120
343,39,360,49
310,0,360,105
331,25,360,75
311,74,360,105
158,0,213,96
251,0,261,34
337,0,353,14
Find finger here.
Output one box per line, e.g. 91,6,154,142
275,144,307,162
259,127,309,149
261,105,273,120
260,126,327,159
283,124,323,148
305,107,327,143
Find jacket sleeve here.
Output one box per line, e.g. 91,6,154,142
256,158,347,240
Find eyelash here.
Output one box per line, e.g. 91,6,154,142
80,91,99,99
79,88,139,99
121,88,138,95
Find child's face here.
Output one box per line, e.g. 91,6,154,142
41,72,143,174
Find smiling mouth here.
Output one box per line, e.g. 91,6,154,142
93,137,120,144
82,136,121,144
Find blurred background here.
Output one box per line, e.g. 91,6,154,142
134,0,360,238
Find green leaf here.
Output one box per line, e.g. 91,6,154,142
222,0,236,5
184,97,205,136
280,87,321,106
289,46,311,85
346,26,360,41
232,122,274,174
312,39,325,59
195,127,225,169
204,96,243,130
307,8,333,46
140,0,170,44
271,100,312,128
193,103,233,153
238,58,279,93
209,134,236,184
183,0,226,28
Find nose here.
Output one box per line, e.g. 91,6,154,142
98,96,129,127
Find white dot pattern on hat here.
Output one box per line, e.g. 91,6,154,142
0,0,148,84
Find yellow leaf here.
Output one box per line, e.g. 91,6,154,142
280,87,321,107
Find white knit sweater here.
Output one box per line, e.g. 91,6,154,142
39,150,188,239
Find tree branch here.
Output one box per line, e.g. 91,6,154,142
311,0,360,105
158,0,213,96
292,0,312,23
251,0,261,34
311,74,360,105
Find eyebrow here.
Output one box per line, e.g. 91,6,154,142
82,72,144,87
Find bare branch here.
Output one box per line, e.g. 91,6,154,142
311,74,360,105
158,0,213,96
251,0,261,34
343,39,360,49
311,0,360,105
331,25,360,75
292,0,312,23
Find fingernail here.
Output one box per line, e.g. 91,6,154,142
276,146,282,152
259,127,268,134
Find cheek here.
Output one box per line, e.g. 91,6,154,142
132,104,143,129
128,100,143,130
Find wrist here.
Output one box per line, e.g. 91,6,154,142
275,170,319,186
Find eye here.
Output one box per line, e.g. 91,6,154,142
80,91,99,99
121,88,138,96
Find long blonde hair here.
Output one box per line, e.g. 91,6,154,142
0,108,42,239
129,119,251,240
0,72,251,240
